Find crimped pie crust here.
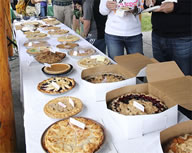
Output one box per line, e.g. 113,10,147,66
78,56,111,68
58,35,80,42
26,33,47,40
43,63,71,74
164,134,192,153
108,93,168,115
44,20,61,25
26,47,50,55
68,48,95,57
48,29,69,35
21,21,40,26
56,43,79,49
42,117,104,153
42,18,56,22
37,77,75,94
84,73,126,83
24,41,49,48
24,30,40,35
44,96,83,118
43,26,61,31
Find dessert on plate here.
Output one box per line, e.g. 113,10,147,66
56,43,79,50
58,35,80,42
68,47,95,58
23,41,49,48
48,29,69,36
26,32,47,40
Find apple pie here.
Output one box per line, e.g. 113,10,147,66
42,117,104,153
35,51,66,64
58,35,80,42
37,77,75,94
164,134,192,153
78,56,111,68
108,93,168,115
56,43,79,50
84,73,126,83
44,96,83,118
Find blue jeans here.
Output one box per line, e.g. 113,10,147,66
93,39,106,54
152,31,192,75
40,6,47,17
105,33,143,60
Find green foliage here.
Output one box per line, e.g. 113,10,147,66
141,13,152,32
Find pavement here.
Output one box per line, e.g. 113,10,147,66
8,31,152,153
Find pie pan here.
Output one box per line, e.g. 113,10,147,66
41,117,105,153
68,47,95,59
42,64,73,76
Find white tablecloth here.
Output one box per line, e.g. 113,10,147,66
14,19,189,153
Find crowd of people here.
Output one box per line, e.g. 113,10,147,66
12,0,192,75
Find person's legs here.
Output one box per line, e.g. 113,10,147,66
124,34,143,55
105,33,125,60
53,5,64,23
40,6,47,17
64,5,73,28
167,36,192,75
93,39,106,54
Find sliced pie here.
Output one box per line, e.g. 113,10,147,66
164,134,192,153
43,63,72,75
78,56,111,68
37,77,75,94
44,96,83,118
108,93,168,115
84,73,126,83
56,43,79,50
58,35,80,42
42,117,104,153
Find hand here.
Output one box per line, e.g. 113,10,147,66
154,2,174,13
145,0,156,7
106,1,117,11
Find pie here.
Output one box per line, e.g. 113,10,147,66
26,47,50,55
58,35,80,42
42,117,104,153
44,96,83,118
164,134,192,153
48,29,69,35
56,43,79,50
24,30,40,35
44,20,61,25
107,93,168,115
24,41,49,48
43,63,72,75
35,51,66,64
84,73,126,83
43,26,61,31
42,17,56,22
26,32,47,40
15,25,23,30
68,47,95,58
78,56,111,68
37,77,75,94
21,21,40,26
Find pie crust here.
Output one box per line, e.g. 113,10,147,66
58,35,80,42
15,25,23,30
48,29,69,35
44,20,61,25
37,77,75,94
108,93,168,115
84,73,126,83
21,21,40,26
164,134,192,153
24,41,49,48
42,117,104,153
43,26,61,31
68,47,95,58
24,30,40,35
26,32,47,40
43,63,72,75
44,96,83,118
26,47,50,55
56,43,79,50
42,17,56,23
78,56,111,68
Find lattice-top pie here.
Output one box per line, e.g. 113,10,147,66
38,77,75,94
84,73,126,83
56,43,79,50
164,134,192,153
42,117,104,153
58,35,80,42
35,51,66,64
44,96,83,118
78,56,111,68
48,29,69,35
108,93,168,115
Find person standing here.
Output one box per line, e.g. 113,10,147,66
99,0,144,60
53,0,73,27
40,0,48,17
145,0,192,75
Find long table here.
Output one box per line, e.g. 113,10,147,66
14,19,189,153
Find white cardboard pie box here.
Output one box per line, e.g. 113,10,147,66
81,53,157,102
160,120,192,153
102,61,192,140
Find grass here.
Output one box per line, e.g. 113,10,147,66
141,13,152,32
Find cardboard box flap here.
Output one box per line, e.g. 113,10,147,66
114,53,156,76
146,61,184,83
160,120,192,144
150,77,192,111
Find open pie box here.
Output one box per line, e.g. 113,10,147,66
81,53,157,102
160,120,192,153
102,61,192,140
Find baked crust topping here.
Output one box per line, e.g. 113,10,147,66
68,48,95,58
58,35,80,42
44,96,83,118
26,47,50,55
48,29,69,35
108,93,168,115
42,117,104,153
24,41,49,48
26,32,47,40
37,77,75,94
56,43,79,49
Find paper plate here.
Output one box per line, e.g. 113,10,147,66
142,6,160,13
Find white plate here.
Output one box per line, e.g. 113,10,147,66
142,6,160,13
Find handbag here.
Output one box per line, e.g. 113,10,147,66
16,0,30,15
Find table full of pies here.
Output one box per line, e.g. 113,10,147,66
13,18,190,153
